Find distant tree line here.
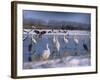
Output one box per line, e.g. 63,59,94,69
23,18,91,31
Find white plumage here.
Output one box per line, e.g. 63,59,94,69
56,39,60,52
64,35,69,44
31,35,37,44
53,35,60,52
74,38,79,44
53,35,56,43
42,43,50,60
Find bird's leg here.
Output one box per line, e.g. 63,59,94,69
74,43,78,56
28,46,32,62
28,51,32,63
28,42,33,62
75,44,80,56
51,50,56,59
28,55,32,62
53,47,58,59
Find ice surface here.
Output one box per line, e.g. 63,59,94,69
23,55,91,69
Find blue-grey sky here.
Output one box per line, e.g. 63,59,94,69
23,10,91,24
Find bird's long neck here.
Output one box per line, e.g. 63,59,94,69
53,36,56,43
64,35,66,40
46,44,49,50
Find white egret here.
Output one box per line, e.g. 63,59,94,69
53,35,56,43
63,35,69,44
31,35,37,44
53,35,60,52
41,43,50,61
63,35,69,57
52,35,60,58
55,38,60,52
74,38,79,44
74,36,80,56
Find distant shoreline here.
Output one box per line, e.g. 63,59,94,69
23,29,90,36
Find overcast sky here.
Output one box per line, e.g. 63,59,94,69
23,10,91,24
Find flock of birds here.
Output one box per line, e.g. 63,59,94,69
23,29,90,62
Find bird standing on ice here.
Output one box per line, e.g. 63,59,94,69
53,35,56,44
63,35,69,57
74,37,79,45
28,35,37,62
52,35,60,58
64,35,69,44
41,43,50,61
55,38,60,53
82,39,89,55
74,36,79,49
53,35,60,52
74,36,80,56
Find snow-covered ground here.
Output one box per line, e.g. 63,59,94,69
23,55,91,69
